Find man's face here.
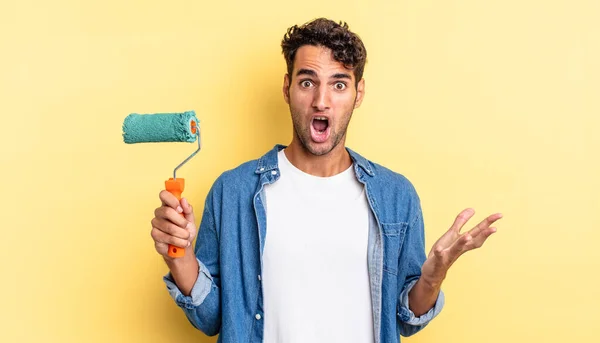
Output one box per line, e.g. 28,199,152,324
283,45,365,156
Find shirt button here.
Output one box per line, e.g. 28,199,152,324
258,275,261,281
255,314,261,320
271,170,277,175
260,167,264,171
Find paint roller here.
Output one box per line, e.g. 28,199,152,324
122,110,201,258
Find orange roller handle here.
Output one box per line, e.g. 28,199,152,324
165,177,186,258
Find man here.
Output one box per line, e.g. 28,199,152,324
150,18,502,343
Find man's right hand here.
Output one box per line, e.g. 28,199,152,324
150,190,197,259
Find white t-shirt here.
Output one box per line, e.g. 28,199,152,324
262,149,374,343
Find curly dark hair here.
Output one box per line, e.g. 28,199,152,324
281,18,367,86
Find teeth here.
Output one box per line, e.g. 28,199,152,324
314,116,328,121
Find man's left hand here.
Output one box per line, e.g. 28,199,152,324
420,208,503,288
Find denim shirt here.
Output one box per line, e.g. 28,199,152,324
164,144,444,343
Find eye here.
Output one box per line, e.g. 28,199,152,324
334,82,347,90
300,80,313,88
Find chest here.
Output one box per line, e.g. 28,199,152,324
263,176,370,265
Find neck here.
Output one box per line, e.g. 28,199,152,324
284,138,352,177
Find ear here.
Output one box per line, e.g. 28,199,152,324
354,78,365,109
283,74,290,104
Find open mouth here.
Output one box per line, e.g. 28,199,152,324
310,116,331,143
312,117,329,133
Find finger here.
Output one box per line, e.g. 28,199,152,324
469,227,497,249
186,226,197,243
151,226,191,249
181,198,193,214
449,208,475,233
469,213,503,238
151,217,192,240
181,197,196,223
159,190,183,213
154,241,169,256
154,206,188,228
447,232,473,259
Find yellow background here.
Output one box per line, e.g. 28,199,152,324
2,0,599,342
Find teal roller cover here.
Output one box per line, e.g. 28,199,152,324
122,111,198,143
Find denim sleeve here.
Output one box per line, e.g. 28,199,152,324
396,202,444,337
397,279,445,335
162,189,222,336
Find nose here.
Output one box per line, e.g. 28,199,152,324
311,85,330,111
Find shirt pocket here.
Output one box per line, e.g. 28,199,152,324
381,222,408,275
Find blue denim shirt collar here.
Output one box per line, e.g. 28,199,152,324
255,143,375,177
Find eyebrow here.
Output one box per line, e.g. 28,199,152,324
296,68,352,80
296,68,317,77
331,73,352,80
